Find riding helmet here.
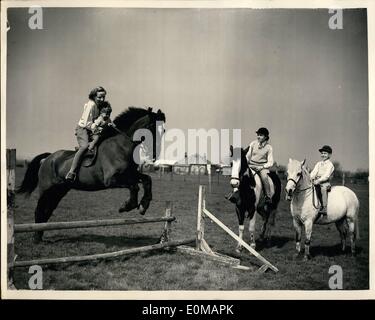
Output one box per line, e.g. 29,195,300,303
256,127,269,137
319,145,333,154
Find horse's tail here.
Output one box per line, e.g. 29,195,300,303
16,152,51,196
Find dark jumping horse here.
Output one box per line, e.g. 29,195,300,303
230,146,282,251
17,107,166,242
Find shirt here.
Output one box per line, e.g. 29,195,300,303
91,115,112,134
310,159,334,184
77,100,100,130
245,140,274,169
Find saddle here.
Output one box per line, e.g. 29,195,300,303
74,146,98,167
249,168,281,212
249,168,273,192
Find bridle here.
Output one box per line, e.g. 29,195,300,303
286,165,320,209
286,166,312,193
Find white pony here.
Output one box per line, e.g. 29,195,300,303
285,159,359,260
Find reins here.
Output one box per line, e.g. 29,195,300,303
287,169,320,210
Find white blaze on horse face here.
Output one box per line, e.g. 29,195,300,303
231,154,241,180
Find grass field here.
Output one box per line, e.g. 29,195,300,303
12,167,369,290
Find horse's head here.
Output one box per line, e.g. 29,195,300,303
113,107,166,161
285,158,308,200
230,146,251,180
229,145,256,207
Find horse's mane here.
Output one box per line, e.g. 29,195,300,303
302,162,312,183
113,107,151,132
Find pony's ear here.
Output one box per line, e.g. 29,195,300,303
157,109,162,114
147,107,153,112
288,158,292,163
302,159,306,166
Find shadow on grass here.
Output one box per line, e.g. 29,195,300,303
44,234,161,248
256,235,292,251
311,243,363,257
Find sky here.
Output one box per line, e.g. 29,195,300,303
6,8,368,171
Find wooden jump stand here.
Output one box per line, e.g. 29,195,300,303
178,185,278,273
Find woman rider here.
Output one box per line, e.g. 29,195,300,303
65,86,107,182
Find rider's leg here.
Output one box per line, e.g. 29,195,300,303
315,184,323,208
320,185,328,214
259,169,272,203
88,134,100,151
66,126,89,181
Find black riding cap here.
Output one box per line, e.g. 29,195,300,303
319,145,333,154
256,127,269,136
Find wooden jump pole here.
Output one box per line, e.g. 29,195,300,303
14,216,176,233
12,197,194,268
7,149,16,289
13,237,196,268
198,185,279,273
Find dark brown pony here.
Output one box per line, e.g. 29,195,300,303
230,146,282,251
17,107,166,242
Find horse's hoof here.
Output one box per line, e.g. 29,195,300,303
118,202,137,213
235,247,242,254
138,204,146,215
250,243,256,250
